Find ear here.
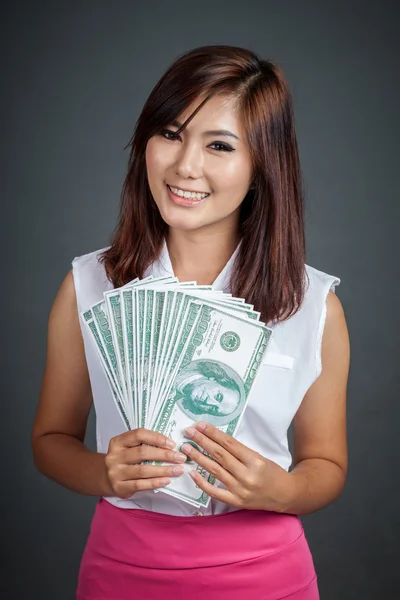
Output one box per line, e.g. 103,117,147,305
249,177,257,191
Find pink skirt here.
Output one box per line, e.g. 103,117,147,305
76,497,319,599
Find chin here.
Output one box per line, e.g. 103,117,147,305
158,205,209,231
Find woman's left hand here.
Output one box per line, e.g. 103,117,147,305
181,421,293,512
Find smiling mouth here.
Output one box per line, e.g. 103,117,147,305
166,184,210,207
167,184,210,198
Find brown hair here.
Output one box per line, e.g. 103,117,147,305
100,45,307,325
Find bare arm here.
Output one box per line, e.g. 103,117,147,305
281,290,350,515
31,271,114,496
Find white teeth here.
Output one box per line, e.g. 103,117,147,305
169,185,209,200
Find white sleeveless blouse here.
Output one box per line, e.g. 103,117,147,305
72,241,340,516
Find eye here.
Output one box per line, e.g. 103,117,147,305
215,392,223,402
159,130,234,153
209,142,234,153
160,129,180,141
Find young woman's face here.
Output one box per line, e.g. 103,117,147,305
145,94,253,233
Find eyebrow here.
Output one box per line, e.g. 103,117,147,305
171,119,240,141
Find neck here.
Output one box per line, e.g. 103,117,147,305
166,224,240,286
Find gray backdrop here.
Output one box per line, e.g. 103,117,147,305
2,1,399,598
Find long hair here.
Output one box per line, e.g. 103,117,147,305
100,45,307,325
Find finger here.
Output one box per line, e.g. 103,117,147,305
117,477,172,498
113,428,176,450
123,446,188,465
180,443,236,489
121,463,185,481
190,422,254,465
188,470,239,507
182,426,246,476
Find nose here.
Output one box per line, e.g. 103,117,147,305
207,395,219,406
174,140,204,180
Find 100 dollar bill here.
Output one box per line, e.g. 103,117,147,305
153,303,273,508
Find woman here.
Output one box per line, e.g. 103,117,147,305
32,45,350,599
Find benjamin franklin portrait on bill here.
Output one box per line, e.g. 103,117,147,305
173,359,246,426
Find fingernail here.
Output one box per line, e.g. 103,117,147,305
196,421,207,431
181,444,192,455
184,427,196,438
189,470,197,480
172,466,185,475
165,439,176,449
160,478,171,486
175,453,187,463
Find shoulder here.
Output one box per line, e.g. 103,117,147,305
71,245,111,281
300,263,345,377
71,246,113,309
304,263,344,322
304,263,341,294
290,263,342,326
72,245,110,270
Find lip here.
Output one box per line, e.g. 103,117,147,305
168,183,209,195
166,184,210,207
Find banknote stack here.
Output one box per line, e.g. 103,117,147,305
82,275,273,508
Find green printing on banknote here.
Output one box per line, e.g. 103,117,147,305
122,289,134,414
154,291,181,396
137,290,146,426
155,300,204,414
140,289,153,429
82,280,273,507
152,308,271,507
82,309,130,430
107,293,129,408
196,330,270,506
151,290,175,404
155,292,197,404
158,292,259,404
109,294,126,375
92,302,122,394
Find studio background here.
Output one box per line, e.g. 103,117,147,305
2,1,398,598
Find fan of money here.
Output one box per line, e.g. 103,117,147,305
82,275,273,508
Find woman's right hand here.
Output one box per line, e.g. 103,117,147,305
104,428,187,499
